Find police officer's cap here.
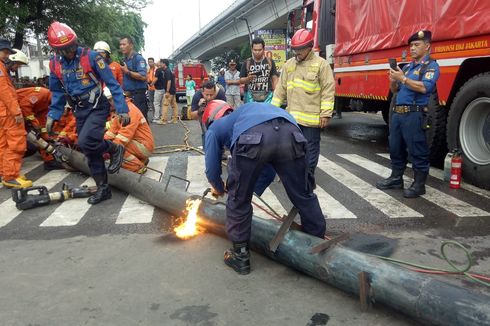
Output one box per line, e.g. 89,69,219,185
0,38,16,54
408,30,432,44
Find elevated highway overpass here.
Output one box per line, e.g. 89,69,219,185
169,0,302,61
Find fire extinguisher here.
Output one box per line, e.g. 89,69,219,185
449,150,462,189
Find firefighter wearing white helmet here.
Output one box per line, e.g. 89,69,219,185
9,49,29,65
94,41,111,54
93,41,123,85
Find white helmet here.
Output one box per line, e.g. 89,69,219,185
103,86,112,99
9,49,29,65
93,41,111,54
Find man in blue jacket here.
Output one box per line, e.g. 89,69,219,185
46,21,130,205
203,101,326,275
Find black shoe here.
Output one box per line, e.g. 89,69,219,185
87,173,112,205
376,169,405,190
224,242,250,275
43,160,64,170
107,141,125,174
403,171,428,198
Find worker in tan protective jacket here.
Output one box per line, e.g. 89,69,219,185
103,87,154,174
0,41,32,189
271,28,334,189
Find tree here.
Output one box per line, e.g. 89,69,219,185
210,41,250,74
0,0,147,52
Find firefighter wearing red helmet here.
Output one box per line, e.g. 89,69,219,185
203,101,326,275
46,21,130,205
271,28,335,189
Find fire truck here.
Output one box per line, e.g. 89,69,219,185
292,0,490,189
173,60,209,101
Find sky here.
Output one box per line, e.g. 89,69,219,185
141,0,236,59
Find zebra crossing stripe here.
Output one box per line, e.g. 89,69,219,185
316,155,423,218
186,155,209,195
377,153,490,200
115,157,169,225
342,154,489,217
0,169,70,228
0,159,43,189
253,188,288,220
40,177,96,227
314,186,357,219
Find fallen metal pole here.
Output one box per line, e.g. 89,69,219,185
57,147,490,326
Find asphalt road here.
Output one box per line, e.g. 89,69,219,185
1,105,489,326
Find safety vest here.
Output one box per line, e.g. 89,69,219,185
49,48,98,86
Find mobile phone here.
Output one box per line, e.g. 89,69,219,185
119,60,125,66
388,58,397,70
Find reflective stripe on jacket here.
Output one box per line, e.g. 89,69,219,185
271,51,334,127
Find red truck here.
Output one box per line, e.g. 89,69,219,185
173,61,209,101
293,0,490,189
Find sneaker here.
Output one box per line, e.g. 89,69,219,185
2,177,33,189
171,118,178,124
156,120,167,125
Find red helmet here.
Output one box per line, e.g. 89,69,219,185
202,100,233,129
47,21,77,48
291,28,314,50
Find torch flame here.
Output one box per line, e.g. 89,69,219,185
174,198,203,239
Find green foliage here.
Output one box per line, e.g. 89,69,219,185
0,0,147,54
210,41,251,74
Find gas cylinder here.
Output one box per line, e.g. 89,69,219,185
449,150,462,189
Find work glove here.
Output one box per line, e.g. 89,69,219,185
117,113,131,127
46,116,56,136
211,186,225,198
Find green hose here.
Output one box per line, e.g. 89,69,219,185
370,240,490,287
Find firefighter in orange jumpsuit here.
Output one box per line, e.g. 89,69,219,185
16,86,64,170
53,106,78,146
103,88,154,173
0,40,32,188
93,41,123,85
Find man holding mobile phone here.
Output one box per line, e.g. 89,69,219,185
376,30,440,198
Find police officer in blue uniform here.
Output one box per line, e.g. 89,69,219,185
46,21,130,205
203,101,326,275
119,35,149,121
376,30,440,198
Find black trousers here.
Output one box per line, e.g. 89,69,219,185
226,118,326,243
129,89,149,121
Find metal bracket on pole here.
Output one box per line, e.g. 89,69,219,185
358,271,372,312
309,233,350,254
268,207,298,253
164,175,190,192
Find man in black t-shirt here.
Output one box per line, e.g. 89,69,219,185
151,60,165,122
239,37,278,103
158,59,178,124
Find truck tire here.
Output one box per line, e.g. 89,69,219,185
426,91,448,167
447,73,490,190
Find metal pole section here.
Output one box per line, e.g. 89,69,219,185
56,147,490,326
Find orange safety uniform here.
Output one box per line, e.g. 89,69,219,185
0,60,26,181
104,100,154,173
53,108,78,144
17,86,53,162
147,65,156,91
109,61,123,86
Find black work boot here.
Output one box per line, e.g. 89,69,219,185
87,173,112,205
224,242,250,275
403,171,428,198
107,141,125,174
376,169,405,190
